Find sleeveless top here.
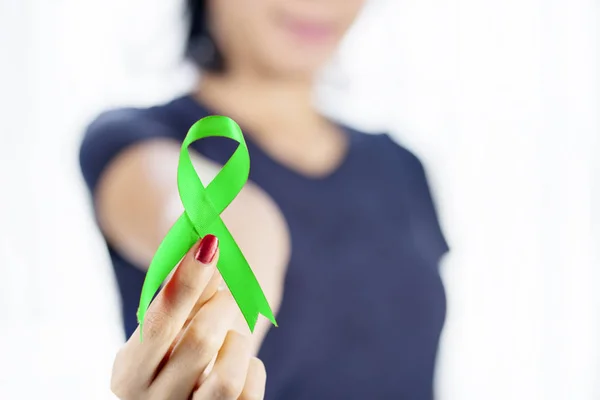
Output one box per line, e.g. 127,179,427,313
79,94,449,400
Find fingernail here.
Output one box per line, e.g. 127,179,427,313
195,234,218,264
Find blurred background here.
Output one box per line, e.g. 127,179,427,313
0,0,597,399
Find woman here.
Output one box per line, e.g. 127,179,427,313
79,0,449,399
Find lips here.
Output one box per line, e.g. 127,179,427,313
280,15,336,44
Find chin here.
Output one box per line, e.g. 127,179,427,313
262,51,332,80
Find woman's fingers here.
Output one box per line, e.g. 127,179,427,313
182,269,224,330
149,290,240,399
112,235,219,395
110,233,268,400
192,331,254,400
239,358,267,400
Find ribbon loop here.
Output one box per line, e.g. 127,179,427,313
137,116,276,340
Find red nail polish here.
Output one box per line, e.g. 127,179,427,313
195,234,219,264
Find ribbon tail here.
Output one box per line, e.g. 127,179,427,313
137,213,198,340
211,221,277,333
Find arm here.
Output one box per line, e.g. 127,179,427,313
92,134,289,352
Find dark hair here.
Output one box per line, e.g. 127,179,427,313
186,0,225,71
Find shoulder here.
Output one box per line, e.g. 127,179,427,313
352,130,435,208
82,96,194,148
349,128,428,181
79,97,197,194
349,127,449,259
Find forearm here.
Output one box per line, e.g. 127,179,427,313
95,139,181,268
94,139,289,351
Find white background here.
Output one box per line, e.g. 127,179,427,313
0,0,597,399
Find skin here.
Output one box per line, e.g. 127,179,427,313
111,242,266,400
104,0,365,398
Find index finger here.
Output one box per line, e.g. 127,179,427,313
119,235,220,384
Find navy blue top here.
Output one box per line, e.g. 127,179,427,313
79,94,449,400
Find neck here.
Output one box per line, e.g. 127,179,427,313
193,67,348,178
195,69,323,135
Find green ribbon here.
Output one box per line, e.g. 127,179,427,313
137,115,277,340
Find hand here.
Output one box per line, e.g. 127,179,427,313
110,235,267,400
